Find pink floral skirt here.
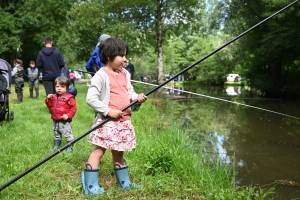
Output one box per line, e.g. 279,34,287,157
88,116,136,152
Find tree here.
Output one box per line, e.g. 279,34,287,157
0,0,78,66
0,2,22,63
67,0,205,83
220,0,300,96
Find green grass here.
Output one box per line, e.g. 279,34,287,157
0,82,273,199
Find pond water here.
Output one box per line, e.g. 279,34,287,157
150,84,300,199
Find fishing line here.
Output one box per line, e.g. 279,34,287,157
169,97,282,101
131,80,300,120
0,0,298,192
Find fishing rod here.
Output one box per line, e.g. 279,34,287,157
0,0,298,192
130,80,300,120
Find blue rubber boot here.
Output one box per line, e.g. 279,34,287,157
82,164,105,196
48,139,61,153
114,164,141,191
65,141,73,153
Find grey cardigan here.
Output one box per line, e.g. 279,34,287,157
86,67,138,116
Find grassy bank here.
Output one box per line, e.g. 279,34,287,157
0,82,272,199
224,81,247,86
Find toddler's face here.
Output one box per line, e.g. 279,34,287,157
55,84,67,95
30,64,35,68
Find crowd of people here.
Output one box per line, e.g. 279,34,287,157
10,34,148,196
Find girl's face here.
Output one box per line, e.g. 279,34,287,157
55,84,67,95
109,55,127,70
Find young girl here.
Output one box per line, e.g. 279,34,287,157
11,59,24,104
82,38,147,196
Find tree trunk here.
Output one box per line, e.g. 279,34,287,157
156,1,164,84
272,62,282,93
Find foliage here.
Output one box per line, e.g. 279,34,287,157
1,1,300,96
219,0,300,96
0,3,21,59
66,0,206,83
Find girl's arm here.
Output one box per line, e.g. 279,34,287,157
86,72,110,116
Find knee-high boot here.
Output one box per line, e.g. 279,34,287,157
65,140,73,153
14,92,22,104
30,90,33,99
48,139,61,153
19,92,23,102
35,88,39,99
114,164,141,191
82,164,105,196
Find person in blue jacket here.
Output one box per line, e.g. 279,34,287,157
85,34,111,76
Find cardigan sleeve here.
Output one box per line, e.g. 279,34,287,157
86,71,111,116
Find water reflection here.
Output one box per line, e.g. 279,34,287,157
226,86,242,95
158,84,300,199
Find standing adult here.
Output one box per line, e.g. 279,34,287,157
125,59,134,80
11,59,24,104
36,36,65,95
85,34,111,76
23,60,39,99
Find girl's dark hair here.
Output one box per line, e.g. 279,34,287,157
54,76,70,89
99,38,127,64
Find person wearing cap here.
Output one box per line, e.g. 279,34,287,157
85,34,111,76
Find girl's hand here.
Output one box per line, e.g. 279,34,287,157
62,114,69,120
137,93,147,103
107,109,122,119
47,94,53,99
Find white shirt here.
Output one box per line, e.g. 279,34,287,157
11,67,17,77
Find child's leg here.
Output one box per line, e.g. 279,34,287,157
112,150,140,190
34,79,39,98
82,145,106,196
87,145,106,169
60,122,74,152
29,81,34,98
111,150,125,167
49,121,62,152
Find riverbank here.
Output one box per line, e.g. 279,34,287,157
0,83,272,199
224,81,247,86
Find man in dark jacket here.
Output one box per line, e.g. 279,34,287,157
36,36,65,95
